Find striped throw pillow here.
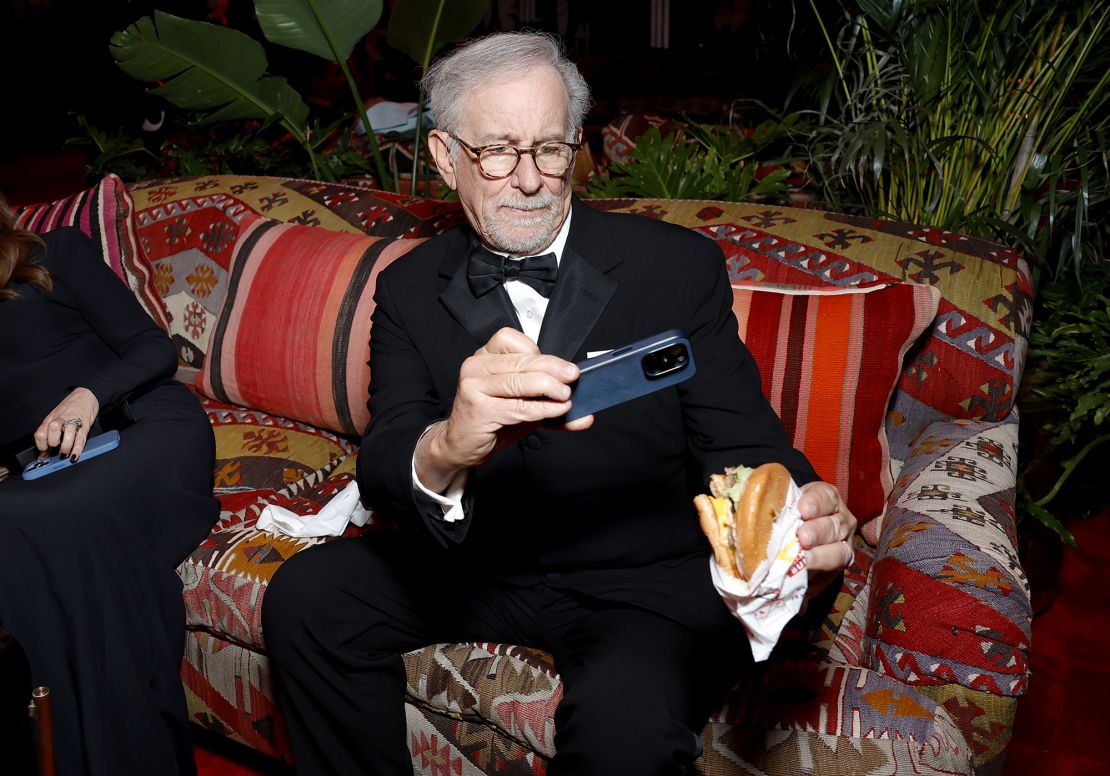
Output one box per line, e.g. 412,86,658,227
732,282,941,524
197,215,426,435
14,173,170,331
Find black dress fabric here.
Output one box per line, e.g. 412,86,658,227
0,228,218,775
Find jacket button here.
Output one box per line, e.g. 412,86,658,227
522,434,543,450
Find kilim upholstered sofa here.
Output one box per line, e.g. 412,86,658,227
15,171,1032,775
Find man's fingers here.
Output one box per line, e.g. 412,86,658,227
806,539,855,573
461,369,574,405
469,351,578,385
797,481,840,519
473,329,579,384
797,509,856,548
479,327,542,356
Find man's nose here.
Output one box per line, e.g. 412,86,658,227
511,152,545,194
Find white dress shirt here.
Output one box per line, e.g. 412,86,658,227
410,209,574,521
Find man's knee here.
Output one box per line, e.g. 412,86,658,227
261,547,327,656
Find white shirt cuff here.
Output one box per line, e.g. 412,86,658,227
410,429,468,522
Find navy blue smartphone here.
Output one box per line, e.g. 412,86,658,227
21,430,121,480
563,329,696,422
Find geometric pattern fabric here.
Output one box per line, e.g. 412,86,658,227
132,180,1031,775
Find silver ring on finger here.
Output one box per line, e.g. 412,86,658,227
62,417,84,430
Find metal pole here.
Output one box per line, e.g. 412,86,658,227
31,686,54,776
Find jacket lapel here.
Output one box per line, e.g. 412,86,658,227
536,244,617,360
438,233,522,345
537,199,621,360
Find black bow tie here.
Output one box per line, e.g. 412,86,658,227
467,244,559,298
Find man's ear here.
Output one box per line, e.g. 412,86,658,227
427,130,458,191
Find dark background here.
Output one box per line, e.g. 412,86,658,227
0,0,826,193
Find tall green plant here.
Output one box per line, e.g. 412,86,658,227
110,11,318,174
111,1,488,189
253,0,389,187
1020,266,1110,544
802,0,1109,281
387,0,489,194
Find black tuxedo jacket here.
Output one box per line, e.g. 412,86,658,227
357,197,817,633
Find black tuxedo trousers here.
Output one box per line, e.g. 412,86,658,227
263,199,817,773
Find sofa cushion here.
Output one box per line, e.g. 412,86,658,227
129,176,465,369
871,418,1030,693
201,391,359,494
401,648,975,774
180,393,365,647
732,282,939,525
14,173,170,330
587,199,1032,431
701,660,974,774
196,215,426,435
131,188,254,368
129,175,465,240
404,642,562,759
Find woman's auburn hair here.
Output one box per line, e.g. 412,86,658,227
0,195,49,300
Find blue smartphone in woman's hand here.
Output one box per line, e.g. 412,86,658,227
22,430,121,480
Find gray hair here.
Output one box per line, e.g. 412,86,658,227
422,31,591,141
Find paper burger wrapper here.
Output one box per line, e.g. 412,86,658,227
708,477,808,662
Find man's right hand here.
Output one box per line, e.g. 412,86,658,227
414,327,592,493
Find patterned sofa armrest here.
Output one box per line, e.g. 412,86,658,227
865,413,1031,769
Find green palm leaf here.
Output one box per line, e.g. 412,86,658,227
254,0,383,62
110,10,309,129
387,0,488,68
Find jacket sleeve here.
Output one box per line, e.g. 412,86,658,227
675,233,818,487
49,228,177,412
356,267,472,547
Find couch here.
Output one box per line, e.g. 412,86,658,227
15,172,1032,775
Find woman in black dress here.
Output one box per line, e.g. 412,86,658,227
0,197,218,774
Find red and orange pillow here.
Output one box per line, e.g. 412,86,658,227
197,214,426,436
731,282,940,529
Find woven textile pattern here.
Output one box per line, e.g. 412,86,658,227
731,283,940,524
179,392,360,646
197,215,425,436
588,200,1032,446
14,173,170,330
143,180,1030,775
128,175,464,368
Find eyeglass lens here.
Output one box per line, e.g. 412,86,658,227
479,144,575,177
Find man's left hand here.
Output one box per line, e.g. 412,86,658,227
796,481,857,596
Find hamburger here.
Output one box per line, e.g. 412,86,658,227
694,462,792,580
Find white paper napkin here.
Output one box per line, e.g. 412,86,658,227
708,477,808,661
256,481,371,538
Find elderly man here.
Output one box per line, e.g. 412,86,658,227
264,31,856,775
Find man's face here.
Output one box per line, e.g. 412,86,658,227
430,66,574,257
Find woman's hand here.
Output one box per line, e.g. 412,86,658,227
34,387,100,460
